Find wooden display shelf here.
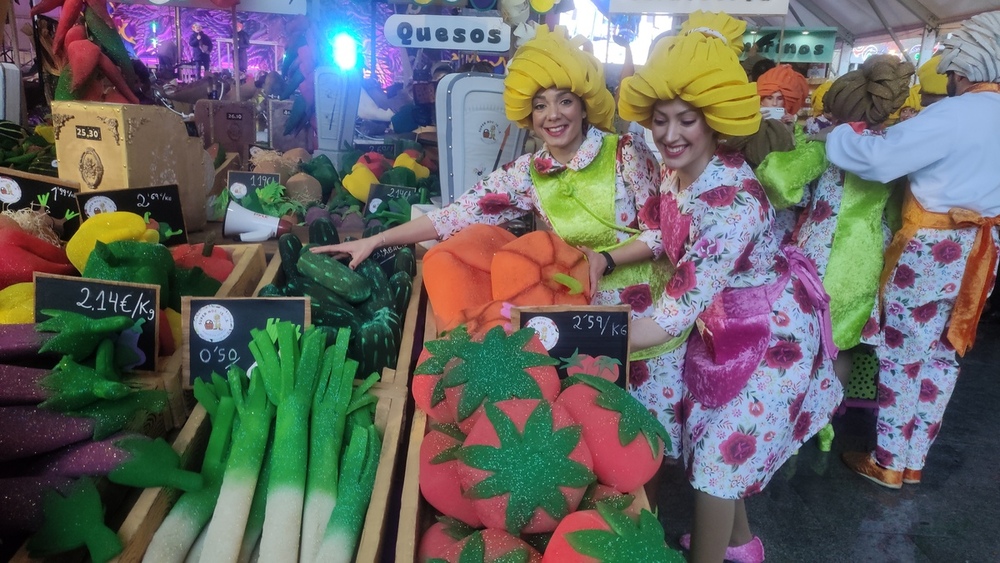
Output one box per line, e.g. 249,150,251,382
252,254,424,389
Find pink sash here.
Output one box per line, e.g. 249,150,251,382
684,246,836,408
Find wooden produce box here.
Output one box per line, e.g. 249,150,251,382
107,382,407,562
267,98,311,153
209,151,242,200
394,307,650,562
252,253,424,389
194,100,257,165
50,101,213,232
159,243,268,424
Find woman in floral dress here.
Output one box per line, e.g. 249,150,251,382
618,11,842,563
314,26,690,455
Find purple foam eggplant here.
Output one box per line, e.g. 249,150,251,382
0,364,49,405
0,475,75,534
0,406,94,461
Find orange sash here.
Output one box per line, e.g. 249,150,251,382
880,192,1000,356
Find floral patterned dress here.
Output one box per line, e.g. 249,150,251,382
641,149,843,499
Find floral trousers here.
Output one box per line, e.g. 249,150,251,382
872,226,992,472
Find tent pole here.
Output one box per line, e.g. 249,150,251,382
231,5,240,100
175,6,182,79
865,0,915,65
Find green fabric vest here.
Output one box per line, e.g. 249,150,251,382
531,134,687,360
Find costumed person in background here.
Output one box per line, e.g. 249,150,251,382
827,10,1000,489
794,54,914,385
189,23,212,79
804,79,835,134
753,64,813,244
617,11,841,563
916,53,949,107
756,64,809,125
313,26,688,462
889,84,923,124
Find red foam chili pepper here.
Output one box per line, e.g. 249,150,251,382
53,0,85,55
170,240,234,283
0,229,76,290
68,40,102,92
96,52,140,104
64,24,88,48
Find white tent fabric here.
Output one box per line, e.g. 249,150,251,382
747,0,1000,43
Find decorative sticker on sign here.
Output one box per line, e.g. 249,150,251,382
0,177,20,204
192,303,236,343
0,169,81,230
526,316,560,351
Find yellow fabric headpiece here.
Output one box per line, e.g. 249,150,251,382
918,54,948,95
889,84,924,123
810,80,833,117
504,25,615,132
618,11,761,137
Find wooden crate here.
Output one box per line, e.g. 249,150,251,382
252,253,424,389
106,382,406,562
394,304,650,562
159,243,267,425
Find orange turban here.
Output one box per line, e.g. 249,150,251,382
756,64,810,115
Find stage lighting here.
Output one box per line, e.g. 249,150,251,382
332,32,359,71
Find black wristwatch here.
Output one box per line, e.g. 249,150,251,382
600,251,616,276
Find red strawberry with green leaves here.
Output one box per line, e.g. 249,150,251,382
439,326,561,433
419,517,477,562
559,350,622,384
542,503,684,562
420,423,482,527
555,374,668,491
429,528,541,563
457,399,595,534
577,483,643,519
414,326,559,430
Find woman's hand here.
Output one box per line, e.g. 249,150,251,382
579,246,606,300
780,113,795,124
311,236,381,269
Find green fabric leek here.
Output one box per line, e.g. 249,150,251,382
28,479,122,563
824,172,895,349
108,436,204,491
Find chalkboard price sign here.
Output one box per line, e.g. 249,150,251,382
366,183,419,216
34,273,160,372
182,296,310,387
0,168,80,223
512,305,631,389
227,171,281,199
354,142,397,159
76,185,188,245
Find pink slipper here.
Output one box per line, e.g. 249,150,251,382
680,534,765,563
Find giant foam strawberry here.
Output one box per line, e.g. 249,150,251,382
430,528,541,563
542,502,684,563
419,423,482,527
416,325,560,433
555,374,668,491
457,399,595,534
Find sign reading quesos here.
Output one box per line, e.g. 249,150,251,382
384,15,511,52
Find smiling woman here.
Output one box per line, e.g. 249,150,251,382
618,10,843,563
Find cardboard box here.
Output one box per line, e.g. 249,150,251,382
51,101,212,231
267,98,311,153
194,100,257,164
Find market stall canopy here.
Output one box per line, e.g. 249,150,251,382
607,0,1000,43
14,0,307,16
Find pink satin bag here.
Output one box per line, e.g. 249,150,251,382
683,247,836,408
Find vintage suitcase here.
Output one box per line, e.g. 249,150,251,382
194,100,257,164
267,98,310,152
51,101,213,231
435,72,528,203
